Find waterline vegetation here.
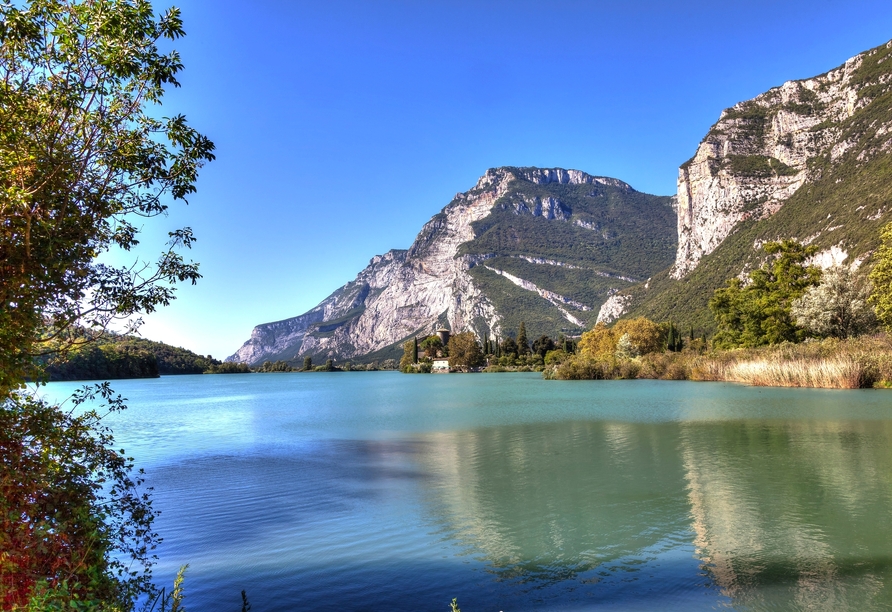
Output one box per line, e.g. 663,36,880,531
549,233,892,389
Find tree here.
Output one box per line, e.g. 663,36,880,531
532,334,555,358
792,265,876,339
0,0,215,394
303,356,313,371
577,323,617,359
710,240,820,348
1,385,159,609
869,221,892,331
447,332,484,370
399,340,415,371
0,1,213,607
419,335,443,358
577,318,664,360
665,322,683,352
500,336,518,359
516,322,530,356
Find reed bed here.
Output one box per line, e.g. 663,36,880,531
552,334,892,389
724,358,867,389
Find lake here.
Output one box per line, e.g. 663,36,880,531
41,373,892,611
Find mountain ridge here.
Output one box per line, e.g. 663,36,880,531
228,167,675,364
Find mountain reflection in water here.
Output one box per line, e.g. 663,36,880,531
42,375,892,611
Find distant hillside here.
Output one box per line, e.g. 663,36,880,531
229,167,676,365
610,39,892,333
43,335,222,381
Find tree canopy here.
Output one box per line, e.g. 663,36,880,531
869,221,892,332
792,265,876,339
1,0,213,607
447,332,484,370
710,240,820,348
0,0,215,394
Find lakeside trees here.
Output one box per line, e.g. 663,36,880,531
710,241,821,348
447,332,485,370
1,0,213,607
870,221,892,332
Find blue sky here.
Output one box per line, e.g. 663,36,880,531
133,0,892,359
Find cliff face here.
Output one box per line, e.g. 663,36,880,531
624,39,892,330
229,167,676,364
673,41,892,278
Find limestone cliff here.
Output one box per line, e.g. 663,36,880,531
229,167,676,364
674,41,891,278
626,39,892,330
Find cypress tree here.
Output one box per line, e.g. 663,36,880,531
517,322,529,356
413,336,419,363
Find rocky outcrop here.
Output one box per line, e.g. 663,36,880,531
596,294,633,325
673,45,886,278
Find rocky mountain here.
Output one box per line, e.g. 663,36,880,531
229,167,676,364
607,39,892,331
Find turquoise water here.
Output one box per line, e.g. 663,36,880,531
41,373,892,611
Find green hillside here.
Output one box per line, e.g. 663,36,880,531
41,335,223,381
460,170,676,339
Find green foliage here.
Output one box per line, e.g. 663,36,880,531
869,221,892,332
516,322,530,356
303,356,313,371
1,386,159,609
419,335,444,358
727,155,798,178
205,362,251,374
665,322,684,352
718,101,771,145
468,266,590,338
399,340,416,371
447,332,485,370
532,334,556,357
0,1,215,608
43,344,159,381
42,334,223,379
710,241,821,348
460,178,675,279
0,0,214,394
256,360,294,372
500,336,518,358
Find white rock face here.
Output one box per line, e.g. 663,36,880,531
228,167,610,363
596,294,632,325
672,47,878,278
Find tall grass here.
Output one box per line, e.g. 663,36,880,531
724,358,867,388
551,334,892,389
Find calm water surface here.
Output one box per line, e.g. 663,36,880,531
42,373,892,611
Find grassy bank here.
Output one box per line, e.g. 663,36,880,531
547,335,892,389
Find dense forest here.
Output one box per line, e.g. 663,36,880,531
39,335,224,381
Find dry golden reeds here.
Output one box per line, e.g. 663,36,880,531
724,357,867,389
